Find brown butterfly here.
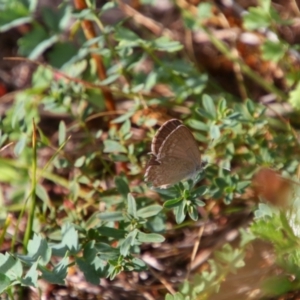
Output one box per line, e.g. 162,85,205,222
145,119,202,188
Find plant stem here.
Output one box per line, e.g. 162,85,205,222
23,120,37,251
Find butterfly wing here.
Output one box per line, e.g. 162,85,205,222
157,124,201,164
151,119,182,155
145,156,198,188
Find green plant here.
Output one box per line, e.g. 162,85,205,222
1,0,300,299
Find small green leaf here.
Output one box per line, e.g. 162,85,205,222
115,27,140,43
188,119,209,131
194,199,205,207
61,223,79,253
243,7,271,30
18,24,48,56
227,112,241,120
217,98,227,113
0,253,23,281
0,16,32,33
98,211,124,222
152,36,183,52
145,71,158,91
74,156,86,167
41,6,60,32
0,273,10,293
36,184,50,205
196,108,215,120
192,185,207,197
175,200,186,224
54,157,69,169
165,294,173,300
214,177,228,189
120,230,138,256
94,243,119,260
29,34,59,60
224,193,233,204
41,256,68,285
11,98,25,128
236,180,251,192
136,231,165,243
289,82,300,109
137,205,162,218
100,73,120,85
131,257,147,271
101,2,116,11
261,0,271,12
58,121,66,146
127,193,137,218
215,244,245,272
188,205,198,221
112,111,135,124
97,227,126,239
197,2,213,19
77,245,107,284
246,99,256,116
254,203,275,219
32,66,53,88
17,234,51,266
202,94,216,118
131,83,144,93
21,261,38,287
164,198,182,208
0,132,8,147
261,40,286,63
95,129,103,138
69,181,79,200
115,176,130,199
76,257,100,285
210,125,220,140
119,119,131,139
14,135,27,156
103,140,127,153
166,292,185,300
